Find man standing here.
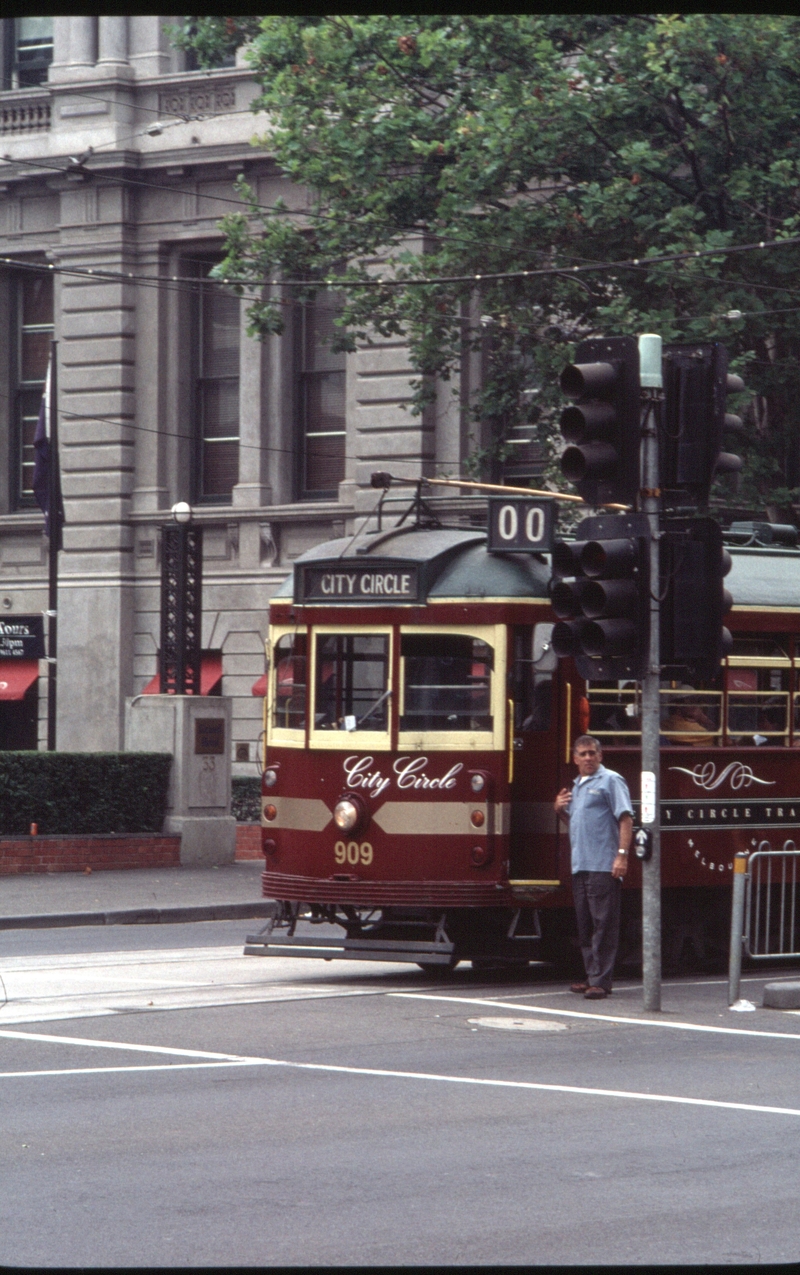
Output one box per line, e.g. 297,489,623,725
554,735,633,1000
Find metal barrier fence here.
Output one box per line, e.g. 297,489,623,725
728,840,800,1005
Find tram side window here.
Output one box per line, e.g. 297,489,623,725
315,634,389,730
512,625,553,732
272,634,307,731
726,634,792,746
401,634,492,732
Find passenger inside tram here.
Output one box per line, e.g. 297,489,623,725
660,685,718,745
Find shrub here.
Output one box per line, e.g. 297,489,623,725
0,753,172,836
232,775,261,822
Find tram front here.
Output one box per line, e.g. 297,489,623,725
246,523,562,968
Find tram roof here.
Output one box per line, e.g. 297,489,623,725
273,526,800,610
727,546,800,609
275,525,551,602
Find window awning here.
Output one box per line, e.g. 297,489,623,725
251,673,267,697
0,659,40,701
142,653,223,696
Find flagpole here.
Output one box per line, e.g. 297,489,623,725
47,338,58,751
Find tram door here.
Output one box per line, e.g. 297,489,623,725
508,623,562,881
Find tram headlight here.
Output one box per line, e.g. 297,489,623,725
263,768,278,789
334,798,361,832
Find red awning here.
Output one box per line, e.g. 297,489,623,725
142,653,223,696
0,659,39,701
251,673,267,697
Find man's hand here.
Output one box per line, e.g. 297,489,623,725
554,787,572,816
612,852,628,879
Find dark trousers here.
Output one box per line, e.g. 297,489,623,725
572,871,622,991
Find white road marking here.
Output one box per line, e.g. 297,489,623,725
391,992,800,1041
468,1017,566,1032
0,1027,798,1119
0,1026,248,1058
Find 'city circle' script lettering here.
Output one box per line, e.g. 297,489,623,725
343,754,463,798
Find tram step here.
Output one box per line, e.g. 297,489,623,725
243,933,456,963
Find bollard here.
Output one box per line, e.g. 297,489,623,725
728,853,748,1005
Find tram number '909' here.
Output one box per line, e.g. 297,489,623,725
335,841,373,866
487,497,554,554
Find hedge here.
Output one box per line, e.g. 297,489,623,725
232,775,261,823
0,753,172,836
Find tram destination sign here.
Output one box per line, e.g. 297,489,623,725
0,615,45,659
487,497,555,554
633,798,800,831
299,561,421,604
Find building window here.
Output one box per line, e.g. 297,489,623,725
3,18,54,89
11,270,53,509
191,260,240,503
297,291,346,498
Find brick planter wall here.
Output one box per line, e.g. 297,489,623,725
0,834,181,876
235,824,263,860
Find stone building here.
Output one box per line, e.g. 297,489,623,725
0,16,536,764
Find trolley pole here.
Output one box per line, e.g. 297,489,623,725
638,334,663,1012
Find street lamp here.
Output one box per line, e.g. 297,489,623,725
159,502,203,694
171,500,192,524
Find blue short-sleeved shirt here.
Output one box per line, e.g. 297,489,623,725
566,764,633,874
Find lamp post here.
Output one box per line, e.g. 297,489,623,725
159,502,203,695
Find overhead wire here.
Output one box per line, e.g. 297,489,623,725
2,232,800,300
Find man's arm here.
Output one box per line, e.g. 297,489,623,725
612,812,633,878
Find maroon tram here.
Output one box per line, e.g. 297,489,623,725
246,507,800,972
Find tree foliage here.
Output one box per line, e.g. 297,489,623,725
182,14,800,512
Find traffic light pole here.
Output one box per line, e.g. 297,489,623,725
638,335,663,1012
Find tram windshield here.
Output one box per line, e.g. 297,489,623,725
314,633,390,730
400,634,493,731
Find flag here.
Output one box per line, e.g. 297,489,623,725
32,354,64,551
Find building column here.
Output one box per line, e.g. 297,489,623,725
68,17,97,67
130,247,169,515
97,16,129,69
232,306,271,509
48,16,97,83
52,179,137,749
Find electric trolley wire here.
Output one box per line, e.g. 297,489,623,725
5,143,800,285
2,233,800,301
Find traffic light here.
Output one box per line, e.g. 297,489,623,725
559,336,641,507
661,342,744,505
550,513,650,681
660,517,733,680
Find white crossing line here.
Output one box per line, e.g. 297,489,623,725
1,1026,800,1118
390,992,800,1041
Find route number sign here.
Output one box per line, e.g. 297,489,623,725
487,497,555,554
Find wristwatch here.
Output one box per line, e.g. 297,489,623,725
617,848,628,855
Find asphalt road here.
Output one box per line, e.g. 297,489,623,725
1,922,799,1267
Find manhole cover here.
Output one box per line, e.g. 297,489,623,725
468,1016,566,1032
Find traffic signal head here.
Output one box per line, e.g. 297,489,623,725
661,343,744,506
559,336,641,507
550,512,650,681
660,517,733,680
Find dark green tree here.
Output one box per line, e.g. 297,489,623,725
176,14,800,513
